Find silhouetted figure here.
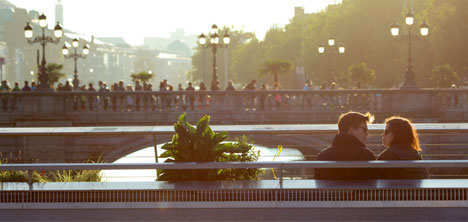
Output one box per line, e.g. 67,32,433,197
315,111,377,180
259,84,267,111
63,81,72,91
0,80,10,111
198,82,207,110
211,80,220,91
99,82,109,111
177,83,185,110
134,80,143,111
126,84,134,112
243,80,256,111
87,83,96,111
378,116,429,179
226,80,235,91
185,82,195,110
21,81,32,92
273,82,281,110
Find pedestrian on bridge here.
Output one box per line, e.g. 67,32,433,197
243,79,257,111
185,82,195,110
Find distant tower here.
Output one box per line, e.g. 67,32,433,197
55,0,64,26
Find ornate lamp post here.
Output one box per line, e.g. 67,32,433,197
62,38,89,90
198,24,230,90
318,36,345,84
24,13,63,90
391,10,429,89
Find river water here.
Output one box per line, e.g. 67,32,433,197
102,144,305,182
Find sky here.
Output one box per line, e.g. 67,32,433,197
8,0,340,46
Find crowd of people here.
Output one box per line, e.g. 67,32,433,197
0,79,268,112
0,78,465,113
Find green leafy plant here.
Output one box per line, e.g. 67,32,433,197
216,135,262,181
157,113,261,181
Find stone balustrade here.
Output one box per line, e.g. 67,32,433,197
0,89,466,126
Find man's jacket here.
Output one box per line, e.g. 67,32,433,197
315,134,376,180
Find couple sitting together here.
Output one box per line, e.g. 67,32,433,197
315,111,429,180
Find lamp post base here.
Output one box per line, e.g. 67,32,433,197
400,69,419,89
73,77,80,91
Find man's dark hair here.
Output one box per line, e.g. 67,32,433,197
338,111,374,134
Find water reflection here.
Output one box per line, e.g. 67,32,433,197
102,144,304,182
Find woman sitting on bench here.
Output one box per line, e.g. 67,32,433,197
378,116,429,179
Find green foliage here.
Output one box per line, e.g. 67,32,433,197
130,71,154,83
258,59,294,83
37,63,65,86
0,169,46,183
430,63,458,88
218,0,468,88
342,62,376,88
0,155,102,183
51,170,102,182
157,113,261,181
216,135,262,181
0,158,47,182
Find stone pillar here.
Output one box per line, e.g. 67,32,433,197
384,91,437,121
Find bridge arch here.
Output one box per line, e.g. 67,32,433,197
1,134,332,163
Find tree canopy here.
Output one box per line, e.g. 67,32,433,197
258,59,293,83
342,62,376,89
191,0,468,88
38,63,65,86
130,71,153,83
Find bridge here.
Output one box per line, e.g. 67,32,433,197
1,161,468,221
1,123,468,181
0,89,466,126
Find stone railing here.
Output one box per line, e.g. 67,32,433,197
0,89,466,125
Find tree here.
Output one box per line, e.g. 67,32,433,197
342,62,376,88
258,59,293,83
230,38,264,85
37,63,65,86
430,63,458,88
130,71,153,83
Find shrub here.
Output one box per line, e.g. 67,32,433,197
157,113,261,181
0,157,102,183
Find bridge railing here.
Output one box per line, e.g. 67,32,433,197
0,88,466,114
1,123,468,176
2,160,468,189
2,162,468,221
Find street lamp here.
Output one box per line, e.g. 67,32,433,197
318,36,345,84
24,13,63,90
62,38,89,90
198,24,230,90
390,10,429,89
